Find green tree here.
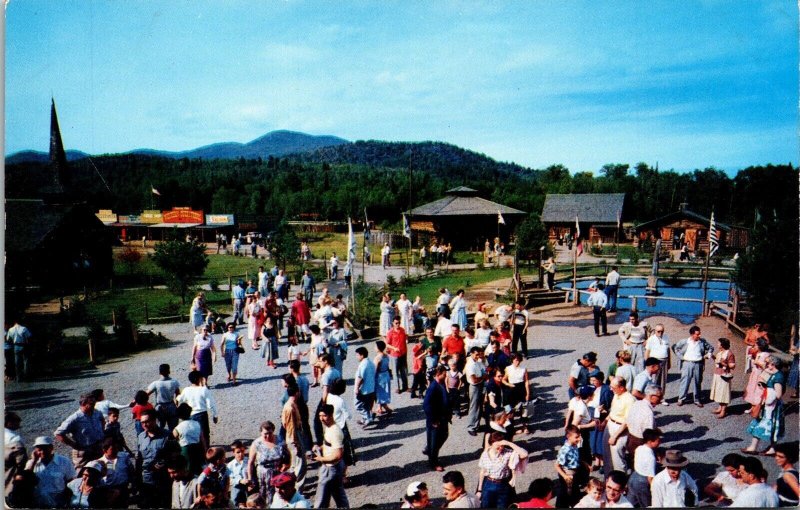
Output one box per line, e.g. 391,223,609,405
152,236,209,304
268,221,300,269
514,213,550,260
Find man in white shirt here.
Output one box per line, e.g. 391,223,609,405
704,452,747,505
602,470,634,507
650,450,698,507
731,456,779,507
464,347,487,436
434,313,453,341
168,454,198,509
626,428,662,508
586,284,608,336
258,265,270,297
26,436,75,508
493,303,513,325
146,363,181,431
329,253,339,280
617,312,651,372
672,326,714,407
644,324,670,403
625,385,662,467
313,404,349,508
604,266,621,312
176,371,218,445
442,470,480,508
381,243,391,268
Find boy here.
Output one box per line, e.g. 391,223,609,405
104,407,131,453
227,441,249,507
555,425,587,508
197,447,230,501
410,340,427,398
444,355,463,418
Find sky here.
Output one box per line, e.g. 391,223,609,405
5,1,798,173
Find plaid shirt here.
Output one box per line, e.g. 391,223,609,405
479,448,516,480
557,441,580,470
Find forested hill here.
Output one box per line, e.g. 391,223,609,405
289,140,532,179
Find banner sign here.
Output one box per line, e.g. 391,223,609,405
95,210,117,224
162,207,204,224
141,210,164,224
205,214,235,226
117,214,142,224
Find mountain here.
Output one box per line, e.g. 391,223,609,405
6,130,349,163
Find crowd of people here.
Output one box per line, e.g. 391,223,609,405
5,261,799,509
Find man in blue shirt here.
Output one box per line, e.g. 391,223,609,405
354,347,376,427
6,320,31,382
135,408,174,508
54,393,105,469
300,270,316,306
231,280,246,325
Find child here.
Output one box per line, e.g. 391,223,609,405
227,441,249,507
173,403,207,476
130,390,154,436
103,407,132,453
286,335,308,363
573,477,603,508
425,345,440,382
445,355,463,418
410,340,427,398
555,425,588,508
197,446,230,498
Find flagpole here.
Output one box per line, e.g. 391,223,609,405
702,211,715,316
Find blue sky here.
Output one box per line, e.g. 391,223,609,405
6,1,798,172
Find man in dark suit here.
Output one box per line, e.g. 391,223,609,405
423,365,450,472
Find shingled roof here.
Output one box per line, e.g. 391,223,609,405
407,189,526,217
5,200,103,253
635,208,733,232
541,193,625,223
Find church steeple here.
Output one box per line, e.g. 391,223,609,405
49,97,70,193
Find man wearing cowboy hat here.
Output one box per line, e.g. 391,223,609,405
650,449,699,507
25,436,75,508
270,471,310,508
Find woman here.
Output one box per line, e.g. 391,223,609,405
477,432,529,508
220,323,243,385
788,327,799,399
374,340,393,416
260,316,279,369
396,293,413,334
710,337,736,418
190,292,207,333
66,461,108,508
743,358,785,455
475,319,492,349
566,385,597,464
247,421,290,505
191,326,217,384
246,295,263,350
773,443,800,507
502,353,530,411
744,338,770,410
379,293,395,338
587,372,613,472
450,289,468,331
308,324,326,387
474,303,490,328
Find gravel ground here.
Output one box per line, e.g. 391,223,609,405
6,298,797,507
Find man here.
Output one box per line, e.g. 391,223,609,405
168,454,198,509
363,244,371,265
282,385,306,489
703,453,746,505
420,326,442,354
434,312,453,342
672,325,714,407
291,292,312,343
136,408,174,508
443,324,467,368
442,470,480,508
313,404,349,508
730,457,779,507
510,299,530,357
275,269,288,300
4,412,27,498
517,478,555,508
624,384,662,466
604,265,621,312
6,319,31,382
626,428,662,508
386,318,409,393
587,284,608,337
258,266,270,297
271,471,311,508
25,436,75,508
464,347,487,436
631,358,661,400
644,324,670,403
603,376,635,476
300,269,316,307
381,242,391,268
329,253,339,280
55,393,105,469
146,363,181,431
568,352,598,399
354,347,377,427
602,470,634,507
231,280,246,325
542,257,556,291
423,365,450,471
493,303,513,326
313,354,342,447
650,449,699,507
176,370,218,446
617,312,651,372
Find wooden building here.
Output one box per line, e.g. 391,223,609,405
541,193,625,244
634,205,750,252
406,187,526,249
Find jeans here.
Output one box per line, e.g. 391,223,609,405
224,350,240,375
426,420,449,468
13,349,28,381
467,383,484,433
303,288,314,306
331,266,338,280
191,411,211,446
512,324,527,355
390,355,409,392
605,285,618,311
355,392,375,423
678,361,703,403
481,478,511,508
592,307,608,335
314,460,349,509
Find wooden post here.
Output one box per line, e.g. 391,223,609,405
228,276,232,292
513,251,520,302
88,338,95,364
144,302,149,325
112,310,117,328
701,249,711,317
631,295,638,313
572,240,578,305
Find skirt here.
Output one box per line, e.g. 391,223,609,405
746,403,785,443
376,371,392,404
709,374,732,404
195,348,213,377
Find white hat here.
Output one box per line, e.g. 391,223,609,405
406,481,427,497
33,436,53,447
83,460,104,474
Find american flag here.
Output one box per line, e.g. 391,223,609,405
709,212,719,257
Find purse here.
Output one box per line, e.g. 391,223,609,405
750,401,763,418
235,345,246,354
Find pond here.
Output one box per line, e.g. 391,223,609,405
556,277,731,324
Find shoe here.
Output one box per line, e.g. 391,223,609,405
467,430,477,436
741,448,758,455
410,393,417,399
661,401,670,406
761,450,776,457
434,466,444,472
676,400,684,407
694,402,704,408
422,449,429,456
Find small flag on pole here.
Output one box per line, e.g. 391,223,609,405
151,187,161,196
575,215,580,239
497,210,506,225
617,211,621,230
709,212,719,257
403,214,412,239
577,239,584,257
364,208,371,241
345,217,356,275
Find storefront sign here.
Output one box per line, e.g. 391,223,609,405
162,207,204,224
141,210,163,224
206,214,235,226
95,209,117,224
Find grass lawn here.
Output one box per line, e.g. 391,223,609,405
300,232,350,260
85,288,231,325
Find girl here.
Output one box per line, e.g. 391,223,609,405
260,316,279,369
220,323,243,385
374,341,393,416
130,391,153,436
574,477,604,508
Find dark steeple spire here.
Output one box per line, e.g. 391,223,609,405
49,97,70,193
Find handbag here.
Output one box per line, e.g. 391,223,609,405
235,345,246,354
750,401,763,418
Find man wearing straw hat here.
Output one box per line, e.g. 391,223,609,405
650,449,699,507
